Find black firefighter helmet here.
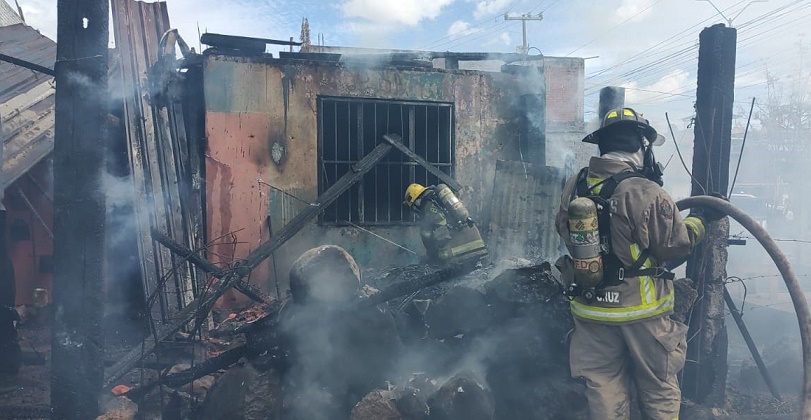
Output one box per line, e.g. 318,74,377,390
582,107,665,146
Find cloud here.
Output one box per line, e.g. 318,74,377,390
447,20,472,38
482,31,511,48
8,0,57,39
340,0,456,26
616,0,654,22
623,69,691,104
472,0,512,20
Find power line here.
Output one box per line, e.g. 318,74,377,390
418,0,522,50
585,0,809,95
729,97,756,196
566,0,666,56
666,112,706,194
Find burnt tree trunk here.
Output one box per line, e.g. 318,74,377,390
51,0,109,418
682,23,736,407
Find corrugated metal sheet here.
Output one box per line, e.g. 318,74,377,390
111,0,205,322
0,24,55,188
0,24,55,103
0,1,22,28
0,79,54,188
487,159,565,262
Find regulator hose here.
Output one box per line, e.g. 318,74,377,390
676,196,811,419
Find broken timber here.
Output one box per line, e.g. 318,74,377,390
151,229,268,303
125,345,249,400
0,53,55,76
104,140,394,389
383,133,463,191
127,262,484,394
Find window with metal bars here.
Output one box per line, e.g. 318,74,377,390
318,97,455,225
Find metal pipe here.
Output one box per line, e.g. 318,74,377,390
723,286,781,400
15,186,52,239
598,86,625,121
676,196,811,419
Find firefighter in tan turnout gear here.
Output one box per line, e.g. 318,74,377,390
555,108,724,420
404,183,488,265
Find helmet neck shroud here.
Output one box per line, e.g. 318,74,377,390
597,124,645,155
597,124,664,186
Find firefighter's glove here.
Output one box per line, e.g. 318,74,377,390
698,193,728,223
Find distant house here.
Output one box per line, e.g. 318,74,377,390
0,20,56,307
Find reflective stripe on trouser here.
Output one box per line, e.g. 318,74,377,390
439,239,487,260
569,316,687,420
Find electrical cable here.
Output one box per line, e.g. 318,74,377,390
587,0,810,101
729,97,756,196
665,112,705,194
585,0,750,80
725,276,748,316
566,0,666,56
419,0,521,50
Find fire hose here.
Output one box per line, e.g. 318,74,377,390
676,196,811,419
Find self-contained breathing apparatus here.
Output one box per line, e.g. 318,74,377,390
406,183,475,230
562,169,674,302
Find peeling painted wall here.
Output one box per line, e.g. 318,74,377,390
202,54,579,301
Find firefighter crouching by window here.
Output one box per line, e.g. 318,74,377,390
555,107,725,420
403,183,488,266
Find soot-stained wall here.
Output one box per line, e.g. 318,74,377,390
201,53,577,306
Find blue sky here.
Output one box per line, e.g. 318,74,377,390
7,0,811,138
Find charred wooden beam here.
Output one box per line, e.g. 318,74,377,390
125,345,248,400
52,0,108,417
200,32,302,49
151,229,267,303
0,405,53,418
0,53,55,76
383,134,463,192
104,141,394,389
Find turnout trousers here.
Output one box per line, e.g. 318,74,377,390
569,315,688,420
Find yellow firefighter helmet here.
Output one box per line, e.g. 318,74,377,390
404,183,428,208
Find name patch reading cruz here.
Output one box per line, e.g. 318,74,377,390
596,291,622,305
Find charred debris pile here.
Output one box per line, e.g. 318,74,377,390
113,248,587,420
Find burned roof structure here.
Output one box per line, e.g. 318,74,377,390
0,23,55,190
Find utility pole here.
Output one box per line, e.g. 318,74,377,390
682,23,737,408
504,12,543,54
51,0,108,418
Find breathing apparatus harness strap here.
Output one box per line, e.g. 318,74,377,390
574,168,675,288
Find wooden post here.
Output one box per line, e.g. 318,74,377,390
51,0,108,418
682,23,737,408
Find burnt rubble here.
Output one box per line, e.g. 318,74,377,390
167,260,590,420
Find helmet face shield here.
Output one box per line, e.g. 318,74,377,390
652,133,666,146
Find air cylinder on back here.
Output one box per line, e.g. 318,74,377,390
567,197,604,287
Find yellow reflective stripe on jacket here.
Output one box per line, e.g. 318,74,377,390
570,289,675,322
630,244,656,305
451,239,486,256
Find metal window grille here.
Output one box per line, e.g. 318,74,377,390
318,97,455,225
